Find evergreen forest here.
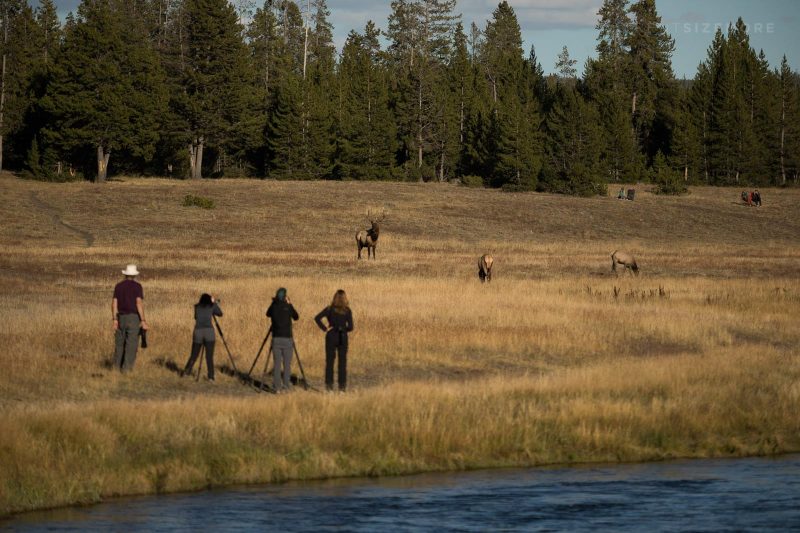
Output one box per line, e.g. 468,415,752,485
1,0,798,193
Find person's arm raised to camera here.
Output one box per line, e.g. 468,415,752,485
213,299,223,317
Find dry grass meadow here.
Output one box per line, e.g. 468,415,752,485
1,172,799,515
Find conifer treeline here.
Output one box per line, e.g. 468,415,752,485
1,0,798,191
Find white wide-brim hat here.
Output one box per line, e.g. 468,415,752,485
121,264,140,276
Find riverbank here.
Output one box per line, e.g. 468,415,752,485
6,455,800,531
1,176,799,516
2,348,799,516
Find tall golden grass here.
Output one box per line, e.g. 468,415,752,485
1,174,799,516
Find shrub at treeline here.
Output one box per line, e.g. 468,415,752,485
1,0,799,193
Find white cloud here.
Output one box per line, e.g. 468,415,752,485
494,0,602,29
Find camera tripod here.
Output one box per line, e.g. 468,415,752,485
183,316,240,382
213,315,240,375
247,327,316,392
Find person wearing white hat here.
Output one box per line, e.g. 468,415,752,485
112,264,149,372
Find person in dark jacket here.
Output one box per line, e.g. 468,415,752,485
314,289,354,392
266,287,299,393
183,293,222,381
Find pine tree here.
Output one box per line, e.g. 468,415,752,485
652,150,686,194
35,0,61,70
0,1,41,170
297,0,336,179
555,46,577,80
245,3,281,176
248,3,281,103
687,61,713,183
387,0,459,180
170,0,257,179
727,19,766,184
542,84,604,195
481,1,541,189
669,83,701,183
596,0,632,70
626,0,674,162
707,29,738,184
750,50,779,184
336,23,396,180
527,45,548,108
586,0,640,182
450,23,470,169
779,55,800,185
41,0,167,181
266,74,303,178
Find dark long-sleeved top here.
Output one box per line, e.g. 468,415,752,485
267,299,299,338
314,306,354,334
194,303,222,329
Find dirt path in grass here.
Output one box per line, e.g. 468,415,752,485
29,191,95,247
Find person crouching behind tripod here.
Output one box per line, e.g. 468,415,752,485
314,290,354,392
267,288,299,393
183,293,222,381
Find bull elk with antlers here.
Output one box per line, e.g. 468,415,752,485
356,208,386,260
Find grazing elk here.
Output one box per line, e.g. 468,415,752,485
478,254,494,283
356,208,386,260
611,250,639,276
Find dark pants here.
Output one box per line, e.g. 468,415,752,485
325,331,348,391
114,313,140,372
185,328,215,379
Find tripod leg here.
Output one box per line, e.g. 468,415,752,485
261,346,273,392
247,330,271,378
196,345,204,382
214,317,239,375
293,344,310,391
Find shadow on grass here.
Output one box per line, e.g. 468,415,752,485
146,357,316,394
217,364,276,393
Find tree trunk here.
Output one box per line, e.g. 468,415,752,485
302,0,309,80
0,16,7,173
188,142,195,178
702,111,708,181
781,88,786,185
417,82,423,178
96,145,111,182
459,83,464,145
195,138,204,179
189,137,204,179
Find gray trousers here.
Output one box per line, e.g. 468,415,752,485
185,328,215,379
114,313,141,372
272,337,294,390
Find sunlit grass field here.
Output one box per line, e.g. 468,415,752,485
1,173,799,515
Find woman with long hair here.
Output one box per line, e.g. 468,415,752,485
314,289,354,392
183,293,222,381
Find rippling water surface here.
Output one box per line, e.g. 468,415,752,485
4,455,799,532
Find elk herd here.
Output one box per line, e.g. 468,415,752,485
356,208,640,279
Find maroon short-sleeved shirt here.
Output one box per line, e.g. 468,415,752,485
113,279,144,315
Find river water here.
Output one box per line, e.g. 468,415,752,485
4,455,799,532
